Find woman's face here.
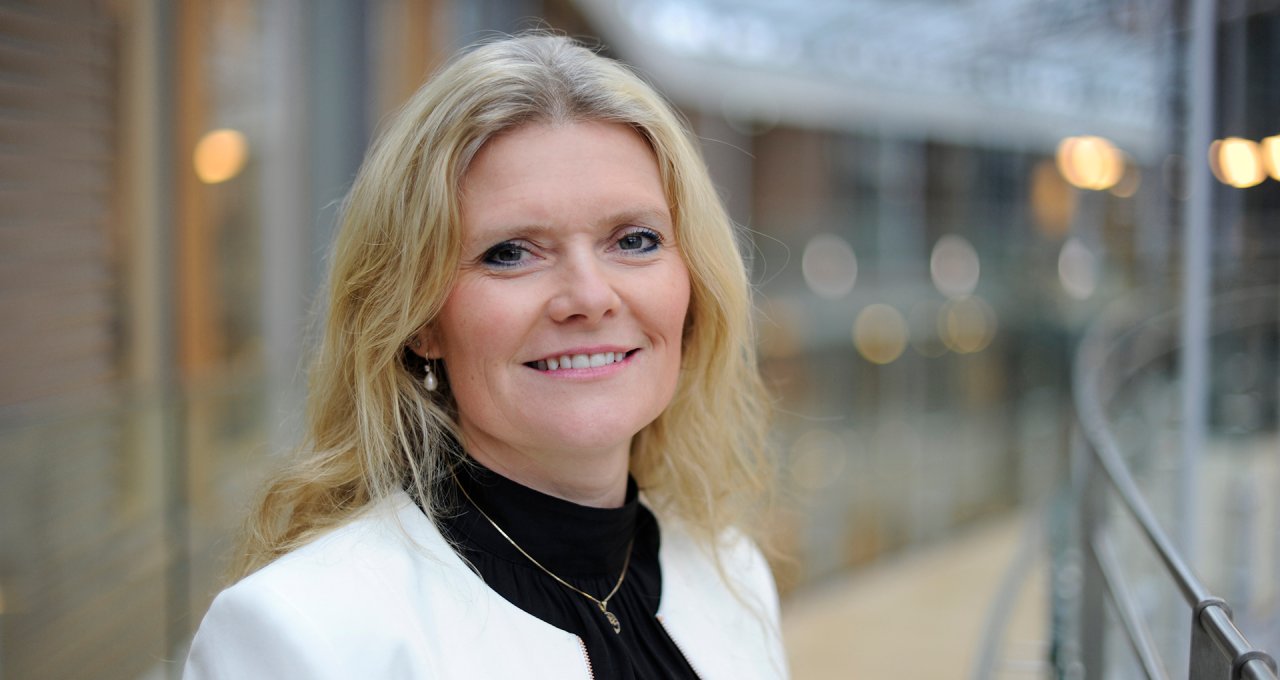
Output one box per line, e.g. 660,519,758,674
424,121,691,466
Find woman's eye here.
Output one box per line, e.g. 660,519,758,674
617,230,660,252
482,242,528,266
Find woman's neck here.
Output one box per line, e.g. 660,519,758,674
462,437,630,508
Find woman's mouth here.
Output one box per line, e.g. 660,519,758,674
525,349,639,372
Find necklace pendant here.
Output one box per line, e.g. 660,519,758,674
453,471,634,638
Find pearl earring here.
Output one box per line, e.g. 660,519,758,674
423,360,438,392
408,336,436,392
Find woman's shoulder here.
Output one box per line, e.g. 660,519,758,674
186,491,599,679
649,505,770,575
237,491,443,592
185,492,465,678
650,511,789,679
650,507,779,617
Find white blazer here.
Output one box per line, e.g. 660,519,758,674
184,490,788,679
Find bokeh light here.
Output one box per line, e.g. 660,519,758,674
1109,157,1141,198
853,304,908,365
1030,160,1077,238
193,128,249,184
908,299,948,357
1056,135,1123,191
802,233,858,300
1209,137,1265,188
940,296,996,354
1262,135,1280,181
1058,238,1096,299
930,235,980,299
789,428,847,491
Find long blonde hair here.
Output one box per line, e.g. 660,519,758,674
233,34,772,579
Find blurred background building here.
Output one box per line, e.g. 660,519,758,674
1,0,1278,678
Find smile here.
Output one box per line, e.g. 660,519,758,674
526,349,639,372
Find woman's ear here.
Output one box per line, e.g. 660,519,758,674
407,330,430,359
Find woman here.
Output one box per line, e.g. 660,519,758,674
185,34,785,679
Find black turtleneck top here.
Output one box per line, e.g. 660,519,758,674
430,463,700,680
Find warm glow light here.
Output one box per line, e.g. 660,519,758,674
853,304,908,365
1058,238,1096,300
1030,160,1076,238
1056,135,1124,191
802,233,858,300
930,235,980,299
194,128,249,184
1259,135,1280,181
940,296,996,354
1209,137,1265,188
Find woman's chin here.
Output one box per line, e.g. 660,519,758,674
520,420,642,459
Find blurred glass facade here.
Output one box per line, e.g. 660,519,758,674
1,0,1278,678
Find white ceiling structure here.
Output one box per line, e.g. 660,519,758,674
573,0,1172,158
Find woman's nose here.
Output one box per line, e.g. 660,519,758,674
547,253,621,324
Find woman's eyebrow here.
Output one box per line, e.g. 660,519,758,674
466,223,556,245
596,206,673,229
468,207,673,243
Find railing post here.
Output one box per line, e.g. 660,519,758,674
1190,603,1279,680
1075,426,1107,680
1189,601,1231,679
1178,0,1218,572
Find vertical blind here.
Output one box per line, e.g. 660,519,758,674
0,3,168,680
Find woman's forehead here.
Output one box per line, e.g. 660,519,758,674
456,121,671,237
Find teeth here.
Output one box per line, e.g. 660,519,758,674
534,351,629,371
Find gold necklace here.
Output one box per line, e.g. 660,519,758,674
452,471,634,634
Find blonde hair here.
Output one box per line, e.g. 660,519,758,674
233,34,772,579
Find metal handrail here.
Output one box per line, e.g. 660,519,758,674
1071,287,1278,679
1093,530,1172,679
969,509,1045,679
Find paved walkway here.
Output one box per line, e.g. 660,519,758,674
781,512,1050,679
